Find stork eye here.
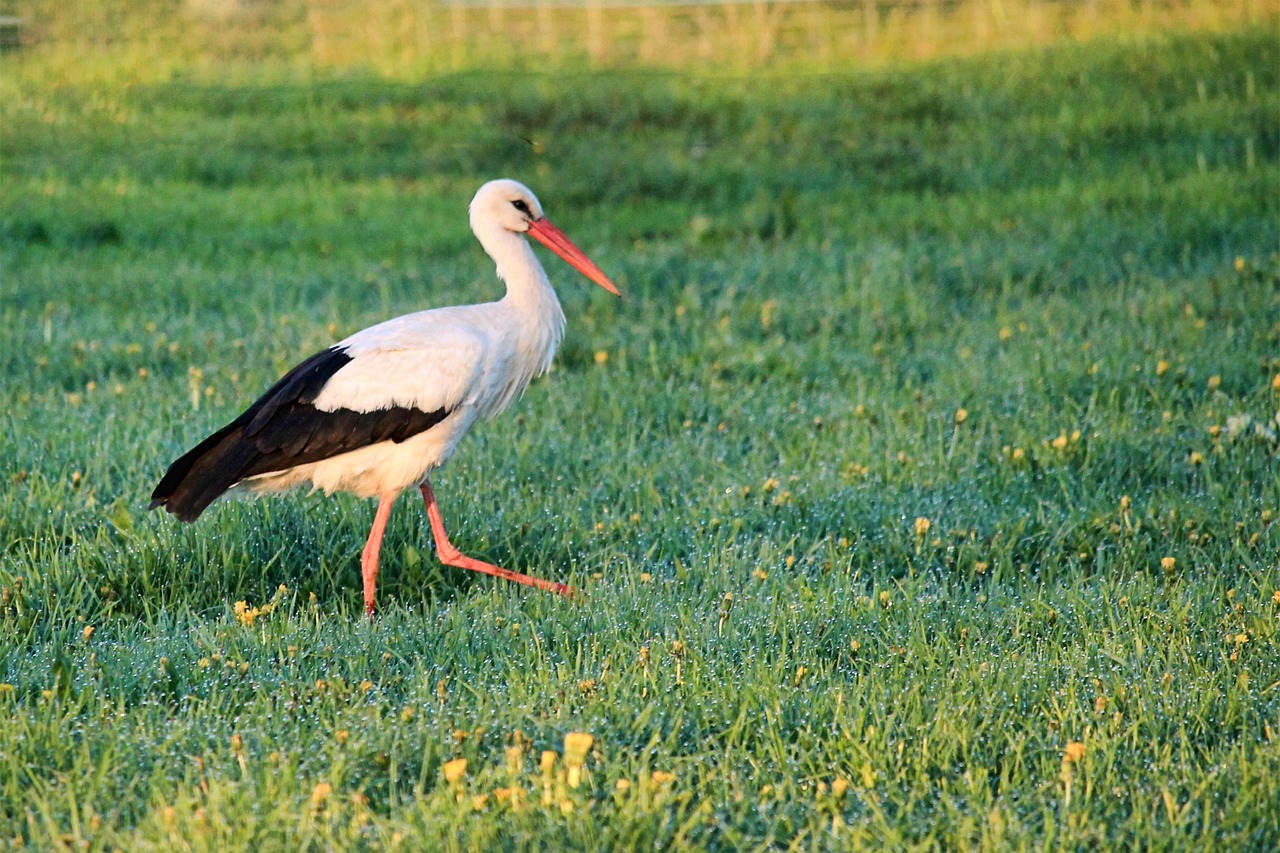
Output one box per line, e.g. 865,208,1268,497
512,199,531,214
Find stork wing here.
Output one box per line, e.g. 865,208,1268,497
150,322,487,522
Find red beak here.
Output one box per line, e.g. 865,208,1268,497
526,218,620,296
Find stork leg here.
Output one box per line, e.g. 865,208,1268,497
420,479,575,598
361,493,397,616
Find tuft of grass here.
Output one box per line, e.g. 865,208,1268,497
2,21,1279,852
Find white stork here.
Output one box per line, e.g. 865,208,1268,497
150,179,620,614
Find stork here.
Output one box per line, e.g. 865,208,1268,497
150,179,620,614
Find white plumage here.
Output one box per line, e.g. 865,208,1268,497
151,179,619,613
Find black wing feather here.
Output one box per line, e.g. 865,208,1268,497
150,346,449,522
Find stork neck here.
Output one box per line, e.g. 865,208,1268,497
470,225,565,366
478,225,560,311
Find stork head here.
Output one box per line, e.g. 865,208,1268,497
470,179,546,233
470,179,619,296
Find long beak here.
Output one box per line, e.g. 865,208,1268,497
527,217,620,296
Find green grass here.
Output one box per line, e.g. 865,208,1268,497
3,22,1280,851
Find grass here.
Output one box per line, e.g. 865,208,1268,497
2,17,1280,852
11,0,1270,79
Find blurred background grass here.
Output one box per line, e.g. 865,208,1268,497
4,0,1273,83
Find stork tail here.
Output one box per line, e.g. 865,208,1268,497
149,424,261,522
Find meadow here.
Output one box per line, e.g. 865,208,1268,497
2,11,1279,851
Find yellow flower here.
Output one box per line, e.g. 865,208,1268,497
564,732,594,762
1234,256,1246,272
309,782,333,810
914,517,931,538
1051,433,1068,450
762,477,779,493
1207,375,1221,390
233,599,271,626
1189,451,1204,466
1063,742,1086,763
564,732,594,788
1161,557,1176,572
954,407,969,425
760,299,778,330
81,625,95,641
1011,447,1025,461
831,777,849,798
443,758,468,784
1156,359,1170,376
593,350,608,365
842,462,869,480
336,730,349,745
539,750,557,773
651,771,676,785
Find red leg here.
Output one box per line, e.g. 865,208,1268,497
361,493,397,616
419,480,575,599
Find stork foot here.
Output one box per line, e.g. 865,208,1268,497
420,481,576,599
